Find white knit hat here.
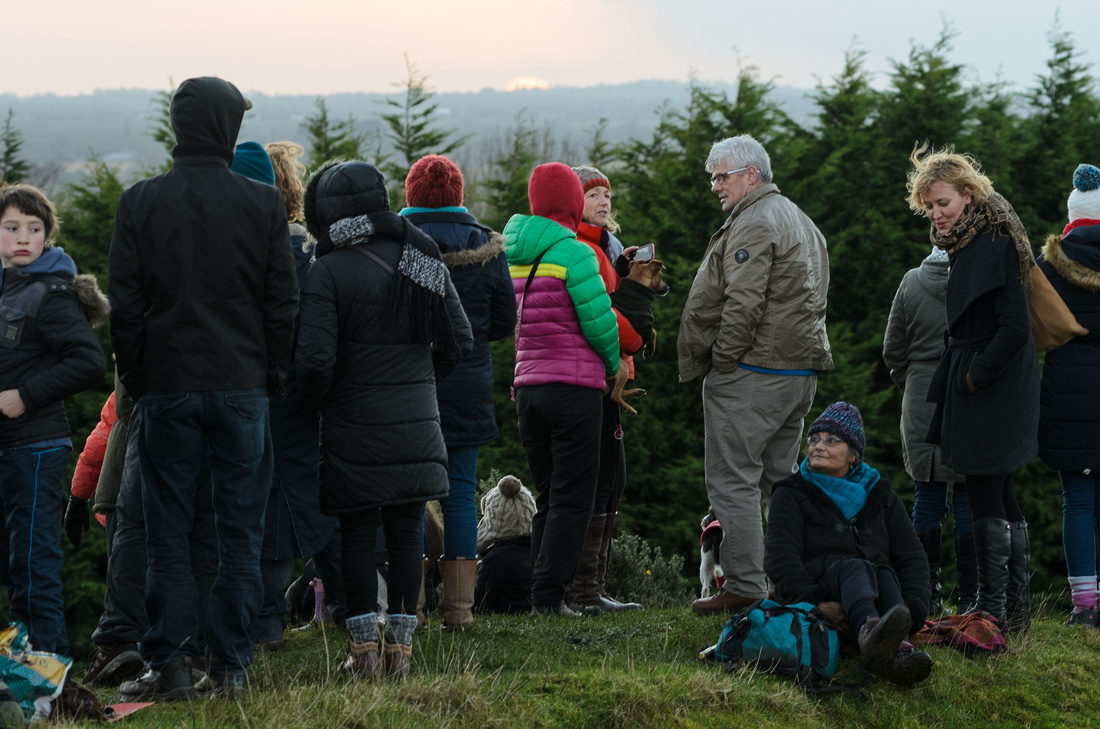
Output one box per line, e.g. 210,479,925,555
1068,164,1100,223
476,475,536,555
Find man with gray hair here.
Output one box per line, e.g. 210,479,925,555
679,134,832,614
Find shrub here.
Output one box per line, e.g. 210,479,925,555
605,532,693,608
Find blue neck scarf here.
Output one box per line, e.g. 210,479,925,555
398,206,469,216
800,459,881,520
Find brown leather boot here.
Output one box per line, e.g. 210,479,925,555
571,515,606,609
340,612,380,677
440,557,476,631
383,614,417,680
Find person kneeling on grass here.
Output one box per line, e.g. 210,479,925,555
764,402,934,686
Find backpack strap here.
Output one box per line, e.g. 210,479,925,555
511,250,548,400
350,245,396,275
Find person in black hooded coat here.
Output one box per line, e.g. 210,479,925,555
295,160,472,678
1037,163,1100,626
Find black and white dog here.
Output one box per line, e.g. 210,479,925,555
699,509,724,598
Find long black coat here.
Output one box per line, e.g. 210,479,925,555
764,471,930,633
1038,225,1100,472
295,236,472,515
403,210,516,448
926,231,1039,475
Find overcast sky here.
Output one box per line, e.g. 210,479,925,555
7,1,1092,96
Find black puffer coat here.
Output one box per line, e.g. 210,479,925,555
402,210,516,447
926,231,1039,474
764,471,930,633
1038,225,1100,471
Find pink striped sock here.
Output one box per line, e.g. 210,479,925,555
1070,575,1097,612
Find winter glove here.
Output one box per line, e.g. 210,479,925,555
64,496,90,547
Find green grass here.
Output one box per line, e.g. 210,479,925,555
67,599,1100,728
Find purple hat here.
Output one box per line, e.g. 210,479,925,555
808,402,866,461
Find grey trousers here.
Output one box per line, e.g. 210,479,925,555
702,367,816,597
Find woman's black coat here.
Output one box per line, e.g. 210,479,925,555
764,471,930,632
403,210,516,448
1038,225,1100,471
926,231,1039,475
295,235,472,515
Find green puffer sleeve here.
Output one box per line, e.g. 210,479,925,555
561,241,619,375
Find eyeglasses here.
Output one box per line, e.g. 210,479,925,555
709,167,749,186
806,435,844,447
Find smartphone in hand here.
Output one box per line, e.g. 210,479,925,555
633,243,655,262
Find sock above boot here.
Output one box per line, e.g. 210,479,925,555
1070,575,1098,612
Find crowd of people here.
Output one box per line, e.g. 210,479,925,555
0,74,1097,701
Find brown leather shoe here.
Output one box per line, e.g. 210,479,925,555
691,590,760,615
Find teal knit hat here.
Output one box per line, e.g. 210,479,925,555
230,141,275,186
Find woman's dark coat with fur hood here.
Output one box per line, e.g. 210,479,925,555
402,210,516,447
926,231,1039,475
1038,225,1100,471
0,250,108,448
764,470,930,633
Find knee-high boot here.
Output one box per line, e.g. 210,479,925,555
571,515,605,609
916,528,943,615
1004,520,1032,633
972,518,1011,625
955,530,978,614
594,512,640,611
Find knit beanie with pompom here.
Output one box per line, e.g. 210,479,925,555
476,475,537,554
405,154,464,208
1068,164,1100,223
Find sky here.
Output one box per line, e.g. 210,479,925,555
7,1,1094,97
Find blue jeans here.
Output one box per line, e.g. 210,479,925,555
0,445,70,655
138,388,271,677
439,446,479,559
1060,470,1100,577
912,480,973,533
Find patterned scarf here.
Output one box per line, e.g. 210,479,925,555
323,210,457,357
930,192,1036,286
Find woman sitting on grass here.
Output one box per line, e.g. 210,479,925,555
764,402,933,686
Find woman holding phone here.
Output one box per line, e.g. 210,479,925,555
569,165,664,612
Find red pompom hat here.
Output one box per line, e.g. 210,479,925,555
405,154,464,208
528,162,584,232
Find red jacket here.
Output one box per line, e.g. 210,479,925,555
72,392,116,512
576,222,642,374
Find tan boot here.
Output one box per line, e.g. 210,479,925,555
383,614,417,680
440,558,476,631
416,557,428,630
571,515,606,609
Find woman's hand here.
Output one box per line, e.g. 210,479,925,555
0,390,26,419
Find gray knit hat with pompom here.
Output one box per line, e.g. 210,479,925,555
476,475,536,555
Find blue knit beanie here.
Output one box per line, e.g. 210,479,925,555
231,141,276,186
808,402,866,461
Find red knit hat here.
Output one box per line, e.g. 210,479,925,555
405,154,464,208
528,162,583,232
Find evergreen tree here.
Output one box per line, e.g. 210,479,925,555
1016,25,1100,234
479,111,540,232
584,118,614,170
302,97,369,171
378,56,467,201
0,108,31,184
148,84,176,173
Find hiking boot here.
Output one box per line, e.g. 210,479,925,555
119,657,196,703
341,613,381,677
1066,608,1099,628
857,605,911,675
83,642,144,687
883,640,933,687
194,672,244,700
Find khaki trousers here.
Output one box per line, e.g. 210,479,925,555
702,367,816,597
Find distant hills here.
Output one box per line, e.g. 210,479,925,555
0,80,818,184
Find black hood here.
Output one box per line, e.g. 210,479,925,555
170,77,250,163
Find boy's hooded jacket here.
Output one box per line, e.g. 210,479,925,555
0,246,108,448
108,77,299,399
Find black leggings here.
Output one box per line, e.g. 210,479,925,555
965,473,1023,523
340,501,423,618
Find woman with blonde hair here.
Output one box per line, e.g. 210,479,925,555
907,145,1038,634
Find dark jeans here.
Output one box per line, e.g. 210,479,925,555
94,409,216,648
912,480,973,533
0,444,70,655
138,388,271,677
829,558,905,634
253,559,294,643
340,502,423,618
1060,470,1100,577
439,446,479,559
517,383,603,610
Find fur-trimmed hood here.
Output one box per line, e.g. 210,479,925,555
74,274,110,328
1042,227,1100,294
441,232,504,269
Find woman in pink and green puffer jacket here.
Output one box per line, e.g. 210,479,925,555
503,162,618,616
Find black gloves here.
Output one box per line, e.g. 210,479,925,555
64,496,90,547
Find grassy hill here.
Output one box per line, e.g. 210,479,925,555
70,599,1100,728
